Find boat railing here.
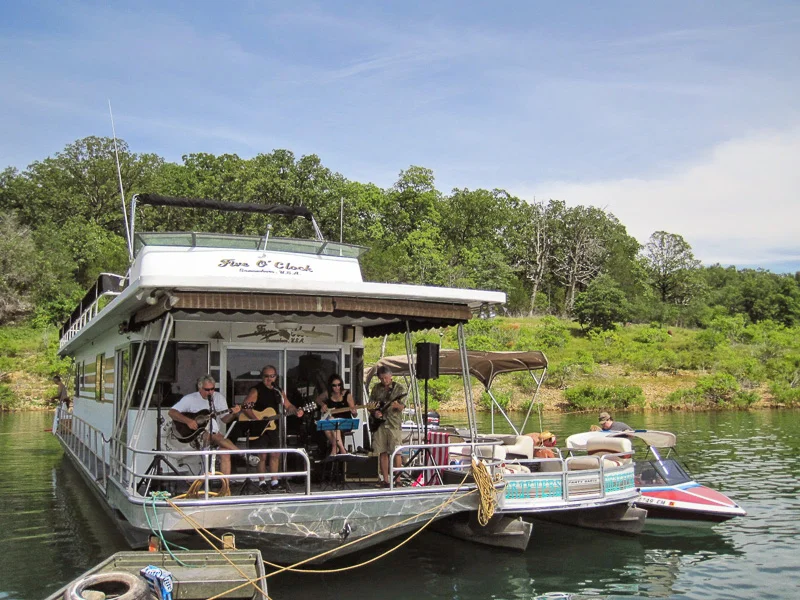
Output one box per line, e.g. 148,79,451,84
499,450,637,506
54,406,109,489
389,440,505,489
112,446,313,500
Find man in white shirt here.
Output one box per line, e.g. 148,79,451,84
168,374,241,475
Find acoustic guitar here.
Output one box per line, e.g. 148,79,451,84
171,403,253,444
319,402,378,420
238,402,316,440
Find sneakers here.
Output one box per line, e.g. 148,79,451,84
259,479,291,493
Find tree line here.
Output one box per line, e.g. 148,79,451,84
2,136,799,330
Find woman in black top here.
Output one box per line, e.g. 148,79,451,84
316,373,356,456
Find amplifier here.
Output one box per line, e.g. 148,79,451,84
345,455,379,482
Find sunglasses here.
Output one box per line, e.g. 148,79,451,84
202,387,215,392
332,383,342,387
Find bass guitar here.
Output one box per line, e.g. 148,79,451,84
172,403,253,444
238,402,316,440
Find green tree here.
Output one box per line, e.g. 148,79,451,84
574,274,631,330
644,231,702,304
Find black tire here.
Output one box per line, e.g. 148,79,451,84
65,571,150,600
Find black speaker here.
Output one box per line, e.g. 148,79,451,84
416,342,440,380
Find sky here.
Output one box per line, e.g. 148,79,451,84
2,1,799,272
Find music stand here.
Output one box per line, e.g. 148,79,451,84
317,418,360,489
137,392,183,496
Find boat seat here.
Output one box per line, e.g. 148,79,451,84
587,437,633,465
502,435,534,459
450,444,506,461
502,462,531,474
567,456,623,471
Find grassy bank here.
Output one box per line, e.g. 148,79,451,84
3,316,798,413
0,324,69,411
364,316,800,413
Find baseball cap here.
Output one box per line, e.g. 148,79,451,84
598,411,611,423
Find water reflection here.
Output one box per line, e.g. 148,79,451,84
1,410,798,600
271,521,741,600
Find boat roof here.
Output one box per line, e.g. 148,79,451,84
365,350,548,389
59,195,506,353
566,430,677,450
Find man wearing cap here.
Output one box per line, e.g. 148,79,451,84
369,365,407,487
598,411,632,432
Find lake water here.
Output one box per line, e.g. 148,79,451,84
1,409,798,599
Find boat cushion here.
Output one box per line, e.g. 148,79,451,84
503,435,534,459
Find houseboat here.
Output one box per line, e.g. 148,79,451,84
53,194,507,563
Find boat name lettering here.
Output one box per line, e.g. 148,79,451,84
217,258,314,272
505,478,562,500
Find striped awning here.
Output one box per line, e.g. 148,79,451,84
128,292,473,337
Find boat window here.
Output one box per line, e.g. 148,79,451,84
651,459,692,485
130,342,209,408
134,232,366,258
286,351,340,409
635,461,667,485
226,349,282,406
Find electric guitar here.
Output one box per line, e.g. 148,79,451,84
171,403,253,444
238,402,316,440
368,389,408,433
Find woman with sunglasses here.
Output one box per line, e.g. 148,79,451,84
316,373,356,456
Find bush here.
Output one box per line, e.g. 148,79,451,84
0,383,18,410
545,354,595,388
535,316,571,349
659,388,700,409
479,390,511,411
695,373,739,404
425,377,453,405
769,383,800,407
632,326,670,344
563,384,645,411
624,347,679,374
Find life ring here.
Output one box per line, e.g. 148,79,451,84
65,571,149,600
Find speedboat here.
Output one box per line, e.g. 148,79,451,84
567,430,746,524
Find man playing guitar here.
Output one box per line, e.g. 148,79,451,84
168,374,241,476
242,366,305,493
369,365,406,487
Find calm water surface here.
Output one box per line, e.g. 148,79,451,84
1,410,798,599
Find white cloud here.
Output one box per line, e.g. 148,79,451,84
519,126,800,270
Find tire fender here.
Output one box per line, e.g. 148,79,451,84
65,571,150,600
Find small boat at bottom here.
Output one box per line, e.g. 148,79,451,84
566,430,746,525
46,548,268,600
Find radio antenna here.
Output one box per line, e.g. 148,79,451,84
109,99,134,261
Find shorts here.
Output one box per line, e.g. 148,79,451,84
250,427,280,450
372,426,401,456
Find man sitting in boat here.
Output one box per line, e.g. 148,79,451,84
168,375,241,476
369,366,406,487
598,411,632,432
242,366,305,493
315,373,357,457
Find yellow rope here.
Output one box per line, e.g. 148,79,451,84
172,472,230,499
162,461,495,600
163,498,270,599
471,457,499,526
